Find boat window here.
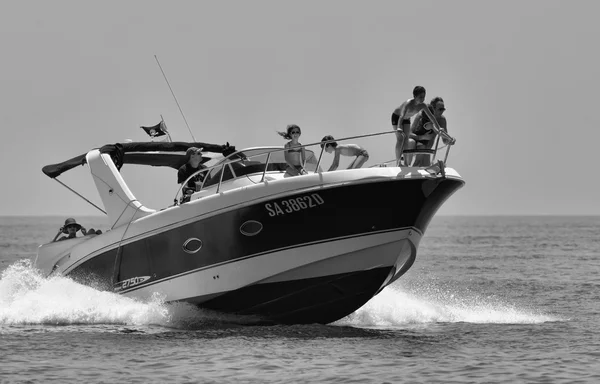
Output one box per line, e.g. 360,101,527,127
203,163,235,188
303,150,321,173
202,147,322,187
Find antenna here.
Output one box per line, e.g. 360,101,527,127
154,55,197,142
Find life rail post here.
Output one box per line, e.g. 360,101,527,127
216,163,227,194
314,144,327,172
260,152,272,182
174,167,211,205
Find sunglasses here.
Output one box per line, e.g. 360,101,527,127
291,131,301,135
437,107,446,112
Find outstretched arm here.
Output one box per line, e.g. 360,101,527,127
328,149,341,172
421,106,454,144
52,228,63,242
438,117,452,144
421,105,441,133
410,113,422,133
301,147,307,169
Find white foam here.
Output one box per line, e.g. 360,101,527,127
1,260,561,329
0,260,207,328
336,283,560,328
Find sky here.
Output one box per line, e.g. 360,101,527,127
1,0,599,217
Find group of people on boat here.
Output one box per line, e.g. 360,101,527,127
175,125,373,193
47,85,454,242
277,125,370,177
391,85,454,167
280,85,452,174
176,85,453,192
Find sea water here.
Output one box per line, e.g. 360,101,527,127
1,216,599,383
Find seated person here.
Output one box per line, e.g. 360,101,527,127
320,135,369,171
178,147,207,195
53,218,102,242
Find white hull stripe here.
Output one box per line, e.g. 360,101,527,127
120,227,420,296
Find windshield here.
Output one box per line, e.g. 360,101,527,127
202,147,321,187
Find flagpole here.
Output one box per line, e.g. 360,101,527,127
155,55,197,142
160,114,173,143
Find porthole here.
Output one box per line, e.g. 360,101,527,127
240,220,263,237
183,238,203,254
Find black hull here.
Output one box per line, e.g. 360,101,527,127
197,267,393,325
68,176,464,324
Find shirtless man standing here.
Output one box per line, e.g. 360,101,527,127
391,85,441,166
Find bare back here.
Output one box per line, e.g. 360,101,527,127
395,98,425,120
337,144,364,157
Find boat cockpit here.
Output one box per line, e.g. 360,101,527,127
201,147,322,189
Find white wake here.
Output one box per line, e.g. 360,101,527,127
0,260,211,328
336,282,560,328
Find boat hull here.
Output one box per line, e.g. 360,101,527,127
60,174,463,324
125,229,415,324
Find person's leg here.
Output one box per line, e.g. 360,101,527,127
404,138,417,166
413,139,435,167
284,166,295,178
347,157,358,169
395,119,412,166
413,154,425,167
394,129,405,166
420,139,435,166
285,165,304,177
412,143,426,167
353,155,368,169
413,155,422,167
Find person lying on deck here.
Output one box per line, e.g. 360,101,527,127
320,135,369,171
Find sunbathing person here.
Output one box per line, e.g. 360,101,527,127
320,135,369,171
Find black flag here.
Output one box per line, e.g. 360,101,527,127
141,121,167,138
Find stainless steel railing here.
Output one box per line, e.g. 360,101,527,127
174,128,456,205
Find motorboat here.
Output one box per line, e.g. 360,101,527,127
35,130,464,324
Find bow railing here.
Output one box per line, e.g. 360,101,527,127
174,128,456,205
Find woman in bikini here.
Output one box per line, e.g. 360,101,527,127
278,124,307,177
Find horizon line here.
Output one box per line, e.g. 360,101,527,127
1,213,600,218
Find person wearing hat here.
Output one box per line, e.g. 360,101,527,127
53,218,87,242
177,147,207,197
